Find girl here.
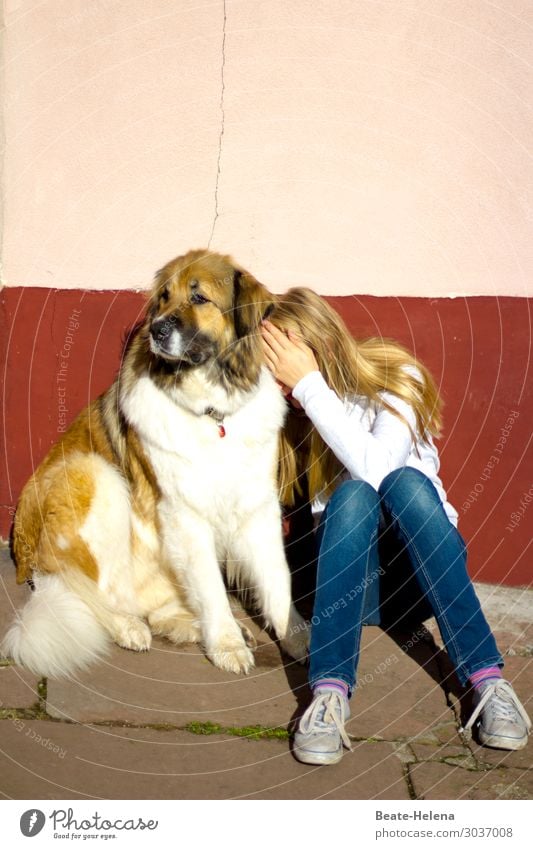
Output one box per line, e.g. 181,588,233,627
261,288,530,766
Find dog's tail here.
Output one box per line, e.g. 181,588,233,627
1,572,111,678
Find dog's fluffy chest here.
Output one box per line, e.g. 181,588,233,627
121,368,285,515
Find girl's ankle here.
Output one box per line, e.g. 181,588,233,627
312,678,350,700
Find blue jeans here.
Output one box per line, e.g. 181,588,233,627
308,468,503,693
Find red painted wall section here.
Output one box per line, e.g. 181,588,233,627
1,288,531,587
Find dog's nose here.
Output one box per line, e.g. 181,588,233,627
150,317,178,343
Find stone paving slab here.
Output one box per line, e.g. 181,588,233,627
475,584,532,651
498,629,533,656
45,635,309,728
409,760,533,800
425,618,532,658
347,627,458,742
0,720,409,800
470,742,533,772
492,654,532,686
0,666,42,710
410,742,474,766
43,625,459,742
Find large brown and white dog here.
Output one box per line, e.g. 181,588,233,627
2,250,308,677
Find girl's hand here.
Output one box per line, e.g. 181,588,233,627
260,320,319,390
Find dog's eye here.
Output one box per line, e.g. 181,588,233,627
160,287,170,303
190,292,209,305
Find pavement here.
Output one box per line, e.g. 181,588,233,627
0,545,531,800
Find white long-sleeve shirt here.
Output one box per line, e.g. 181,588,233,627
291,370,458,527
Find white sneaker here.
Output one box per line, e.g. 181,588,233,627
462,679,531,751
293,690,352,765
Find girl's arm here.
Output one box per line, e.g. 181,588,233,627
291,370,416,490
261,320,418,490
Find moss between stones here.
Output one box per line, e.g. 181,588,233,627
0,704,47,721
185,721,289,741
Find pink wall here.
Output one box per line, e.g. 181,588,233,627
2,1,532,295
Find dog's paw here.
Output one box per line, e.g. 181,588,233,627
115,617,152,652
210,646,255,675
207,637,255,675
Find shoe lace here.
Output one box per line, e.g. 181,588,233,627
461,680,532,738
299,691,352,751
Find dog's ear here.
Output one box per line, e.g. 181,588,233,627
232,268,273,338
219,266,273,390
146,266,172,318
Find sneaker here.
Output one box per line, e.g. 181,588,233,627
462,679,531,751
292,690,352,765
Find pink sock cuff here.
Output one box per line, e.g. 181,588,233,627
313,678,349,699
469,666,502,688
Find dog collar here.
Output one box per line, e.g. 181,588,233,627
205,407,226,438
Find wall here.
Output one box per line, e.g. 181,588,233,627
1,287,530,587
1,2,532,586
2,0,531,295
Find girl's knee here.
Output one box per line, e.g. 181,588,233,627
379,467,439,518
327,479,380,527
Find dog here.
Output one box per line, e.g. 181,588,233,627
2,249,308,677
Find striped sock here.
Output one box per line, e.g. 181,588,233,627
313,678,350,700
469,666,503,691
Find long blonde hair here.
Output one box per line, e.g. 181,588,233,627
272,288,443,507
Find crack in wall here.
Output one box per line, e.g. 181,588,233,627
208,0,227,249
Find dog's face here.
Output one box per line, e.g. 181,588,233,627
144,250,273,389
